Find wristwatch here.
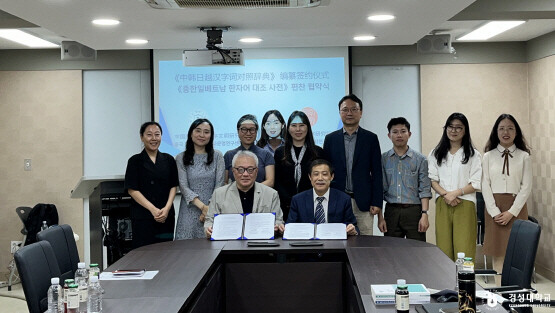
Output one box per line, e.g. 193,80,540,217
421,210,428,214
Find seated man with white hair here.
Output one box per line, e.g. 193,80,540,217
204,150,285,237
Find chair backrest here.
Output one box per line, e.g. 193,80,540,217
37,224,80,282
14,241,62,313
475,192,486,244
15,206,32,235
501,219,541,289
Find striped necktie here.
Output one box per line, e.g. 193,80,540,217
315,197,326,224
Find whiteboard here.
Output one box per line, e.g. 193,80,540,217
352,65,421,153
83,70,151,176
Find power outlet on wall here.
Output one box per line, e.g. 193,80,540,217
10,241,22,254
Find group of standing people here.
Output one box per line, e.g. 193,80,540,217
123,93,532,281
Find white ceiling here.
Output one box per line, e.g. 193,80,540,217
0,0,554,50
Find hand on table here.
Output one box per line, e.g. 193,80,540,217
346,224,358,236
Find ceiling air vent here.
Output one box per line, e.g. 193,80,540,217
145,0,329,9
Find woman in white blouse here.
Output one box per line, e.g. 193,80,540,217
428,113,482,261
482,114,531,284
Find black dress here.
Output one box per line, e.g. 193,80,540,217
274,145,325,221
124,149,178,249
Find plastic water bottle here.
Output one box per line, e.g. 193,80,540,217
87,276,102,313
455,252,465,290
47,277,62,313
75,262,89,313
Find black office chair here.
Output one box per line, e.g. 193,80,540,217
7,206,32,291
477,220,541,313
37,224,80,282
14,241,62,313
475,192,490,282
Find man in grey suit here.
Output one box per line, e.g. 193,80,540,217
204,150,285,237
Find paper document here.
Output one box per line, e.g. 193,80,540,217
99,270,159,281
315,223,347,239
211,214,244,240
283,223,315,240
243,212,275,239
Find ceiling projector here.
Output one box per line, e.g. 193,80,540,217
183,27,244,66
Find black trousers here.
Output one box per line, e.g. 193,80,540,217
383,203,426,241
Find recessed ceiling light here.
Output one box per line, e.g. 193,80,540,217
0,29,58,48
354,35,376,41
92,19,120,26
239,37,263,43
458,21,525,41
368,14,395,21
126,39,148,44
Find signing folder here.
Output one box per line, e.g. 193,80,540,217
211,212,276,240
283,223,347,240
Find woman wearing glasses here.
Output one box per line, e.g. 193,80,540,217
223,114,275,187
481,114,531,284
124,122,179,249
428,113,482,261
175,119,225,239
274,111,325,221
257,110,286,155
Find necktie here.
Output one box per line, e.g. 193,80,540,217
315,197,326,224
501,149,513,176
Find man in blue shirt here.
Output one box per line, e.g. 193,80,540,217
379,117,432,241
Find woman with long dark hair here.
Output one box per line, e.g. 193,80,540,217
175,119,225,239
274,111,325,220
124,121,178,248
257,110,286,155
482,114,531,284
428,113,482,261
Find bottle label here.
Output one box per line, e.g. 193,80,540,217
79,288,88,302
67,291,79,309
396,294,410,311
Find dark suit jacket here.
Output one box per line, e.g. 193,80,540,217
323,127,383,211
287,188,357,227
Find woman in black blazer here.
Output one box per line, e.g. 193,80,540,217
124,122,178,249
274,111,325,221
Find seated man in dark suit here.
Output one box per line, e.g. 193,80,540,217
287,159,358,236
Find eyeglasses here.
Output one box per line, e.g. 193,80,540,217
239,127,257,134
233,167,257,174
340,107,360,114
446,125,464,133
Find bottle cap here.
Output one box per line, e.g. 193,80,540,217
64,279,74,284
90,263,98,267
464,257,473,261
68,283,79,288
90,276,99,283
78,262,86,269
397,279,406,285
457,252,465,258
51,277,59,285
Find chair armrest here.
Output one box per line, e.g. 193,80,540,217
475,269,498,276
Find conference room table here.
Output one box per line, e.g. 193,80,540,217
100,236,460,313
